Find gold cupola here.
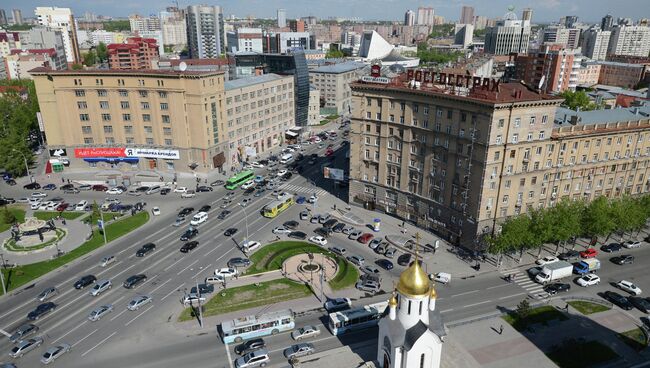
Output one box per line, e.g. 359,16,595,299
396,233,430,297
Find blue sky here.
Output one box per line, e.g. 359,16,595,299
3,0,649,23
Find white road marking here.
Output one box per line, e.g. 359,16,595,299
177,259,200,275
450,290,479,298
124,304,154,326
225,342,234,368
149,278,172,294
161,283,185,301
144,226,168,241
110,262,138,279
109,309,128,321
440,308,455,313
72,328,98,347
462,300,493,308
191,263,212,279
53,320,87,343
81,331,117,357
163,257,186,272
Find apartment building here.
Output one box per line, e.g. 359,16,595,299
186,5,225,58
576,61,601,87
515,44,581,93
224,74,295,166
348,72,650,249
608,26,650,57
31,68,229,175
597,61,647,89
34,7,81,64
107,37,159,70
581,29,611,61
484,19,531,55
309,61,365,115
226,28,263,53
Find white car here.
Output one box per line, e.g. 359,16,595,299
174,186,188,193
181,293,206,306
30,201,42,210
308,195,318,204
75,200,88,211
88,304,113,322
348,230,363,240
27,197,40,204
536,256,560,266
240,180,255,190
190,212,208,226
577,274,600,287
106,187,123,194
276,169,288,177
272,226,292,234
31,192,47,198
181,190,196,198
617,280,642,295
622,240,641,249
127,295,152,311
152,207,161,216
431,272,451,284
100,255,116,267
214,267,238,278
291,325,321,340
309,236,327,246
45,203,57,211
241,241,261,253
250,161,264,168
38,201,51,210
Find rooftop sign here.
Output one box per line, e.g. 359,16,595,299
406,69,500,92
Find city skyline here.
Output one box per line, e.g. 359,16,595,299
2,0,649,23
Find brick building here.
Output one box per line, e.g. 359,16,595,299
107,37,159,70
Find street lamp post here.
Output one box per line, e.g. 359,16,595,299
12,149,30,181
0,253,6,295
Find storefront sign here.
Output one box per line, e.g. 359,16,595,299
49,148,67,157
125,148,180,160
74,147,126,158
406,69,500,91
74,147,180,160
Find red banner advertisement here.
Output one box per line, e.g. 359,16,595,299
74,147,126,158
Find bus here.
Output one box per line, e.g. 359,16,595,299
225,170,255,190
220,309,295,344
261,193,294,218
327,301,387,335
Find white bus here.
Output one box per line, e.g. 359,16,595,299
279,153,293,164
327,301,388,335
220,309,295,344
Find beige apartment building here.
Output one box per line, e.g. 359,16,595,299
349,74,650,249
31,68,229,176
310,62,365,115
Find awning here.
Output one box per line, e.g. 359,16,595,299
285,131,298,137
83,157,139,163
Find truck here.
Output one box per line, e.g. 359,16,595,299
535,261,574,284
573,258,601,275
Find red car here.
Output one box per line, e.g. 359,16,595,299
357,233,374,244
56,202,69,212
580,248,598,258
92,184,108,191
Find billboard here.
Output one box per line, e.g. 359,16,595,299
74,147,180,160
323,167,344,181
49,148,67,157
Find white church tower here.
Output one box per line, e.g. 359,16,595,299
377,234,444,368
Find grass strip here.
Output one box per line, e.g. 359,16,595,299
567,300,610,315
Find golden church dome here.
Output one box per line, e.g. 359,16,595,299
396,260,430,297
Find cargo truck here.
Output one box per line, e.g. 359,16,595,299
535,261,573,284
573,258,601,275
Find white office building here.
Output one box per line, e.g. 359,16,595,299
186,5,225,58
34,7,81,64
581,29,611,61
607,25,650,57
484,17,531,55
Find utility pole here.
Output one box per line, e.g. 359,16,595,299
98,209,107,244
196,279,203,328
0,253,6,295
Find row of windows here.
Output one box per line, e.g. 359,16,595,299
80,113,170,123
225,84,292,104
78,100,168,110
74,90,168,98
81,125,172,135
82,137,173,145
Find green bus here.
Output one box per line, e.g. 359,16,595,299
225,170,255,190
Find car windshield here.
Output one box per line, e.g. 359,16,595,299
44,351,53,358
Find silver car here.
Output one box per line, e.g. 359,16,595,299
127,295,152,311
36,287,58,302
9,336,44,358
88,304,113,322
348,230,363,240
89,279,112,296
283,343,315,359
40,343,71,365
291,325,321,340
9,323,39,343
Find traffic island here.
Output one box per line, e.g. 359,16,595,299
617,328,649,352
566,300,611,315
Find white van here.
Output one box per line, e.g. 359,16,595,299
279,153,293,164
75,200,88,211
190,212,208,226
145,185,161,195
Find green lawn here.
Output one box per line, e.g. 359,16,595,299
1,211,149,291
0,206,26,232
246,241,334,275
617,328,648,351
568,300,611,315
33,211,84,221
547,340,619,368
330,256,360,290
502,305,569,331
178,278,312,321
4,228,66,252
86,212,121,224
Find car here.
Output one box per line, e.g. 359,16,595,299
240,198,252,207
235,349,270,368
611,254,635,265
199,205,212,213
180,241,199,253
283,220,299,229
217,210,232,220
174,186,188,193
43,183,57,190
544,283,571,295
127,189,141,196
527,266,543,278
127,295,152,311
74,275,96,289
536,256,560,265
622,240,642,249
249,161,264,168
317,214,331,224
78,184,92,191
28,302,57,320
60,183,74,191
643,317,650,330
397,253,413,266
376,259,394,270
221,200,233,208
5,179,16,185
356,279,381,293
23,182,41,190
181,190,196,198
617,280,642,295
151,206,161,216
357,233,374,244
309,215,320,224
309,235,327,246
242,241,261,253
179,207,194,217
348,230,363,240
347,255,365,266
88,304,113,322
89,279,112,296
31,191,47,198
368,238,382,250
197,185,213,192
431,272,451,284
210,179,225,187
173,216,187,227
36,286,58,302
604,291,634,310
240,180,255,190
628,296,650,313
284,343,315,359
601,243,622,253
9,336,44,358
288,231,307,240
190,283,215,295
160,187,171,195
580,248,598,258
276,169,288,177
180,228,199,241
9,324,39,343
384,248,397,258
228,257,251,268
291,325,321,340
298,211,310,221
329,246,346,256
361,266,381,275
234,338,266,355
123,274,147,289
40,343,71,364
92,184,108,192
306,195,319,204
136,242,156,257
329,222,345,233
190,212,208,226
106,187,123,194
215,267,238,278
577,273,601,287
324,298,351,312
181,293,207,306
74,200,88,211
224,228,238,236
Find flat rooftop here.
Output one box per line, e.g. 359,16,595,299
224,73,288,90
554,105,650,126
311,61,365,74
28,67,224,77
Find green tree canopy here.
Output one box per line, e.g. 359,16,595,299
0,79,39,176
96,42,108,63
102,20,130,32
559,90,601,111
83,50,97,67
325,48,345,59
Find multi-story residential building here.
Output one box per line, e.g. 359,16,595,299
263,32,312,54
601,14,613,31
277,9,286,28
404,10,415,27
516,44,580,93
0,31,21,57
607,26,650,57
596,61,647,88
349,72,650,249
34,7,81,64
0,9,8,25
4,49,65,79
310,61,365,115
454,24,473,48
522,8,533,22
416,7,434,26
160,7,187,47
107,37,159,70
581,29,611,61
12,9,23,25
129,14,161,34
485,18,531,55
540,27,581,49
88,30,123,46
460,6,474,25
224,74,295,166
288,20,305,33
226,28,263,53
31,68,230,175
186,5,225,59
308,85,320,126
576,61,601,87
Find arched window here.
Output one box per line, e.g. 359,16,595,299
420,353,425,368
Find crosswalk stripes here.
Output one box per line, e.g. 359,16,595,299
500,269,549,299
278,183,327,196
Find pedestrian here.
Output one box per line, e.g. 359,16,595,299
62,218,66,225
61,177,65,183
47,174,50,179
565,303,569,312
67,179,70,184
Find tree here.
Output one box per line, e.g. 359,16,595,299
516,299,531,320
559,90,601,111
2,207,16,225
71,63,83,70
417,43,463,65
96,42,108,63
83,50,97,67
325,48,344,59
581,196,615,242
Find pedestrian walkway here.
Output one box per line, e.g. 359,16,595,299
499,269,548,299
278,183,328,196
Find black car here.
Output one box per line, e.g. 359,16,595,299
322,219,338,229
332,223,346,233
234,338,266,355
544,283,571,295
217,210,231,220
243,187,255,196
123,274,147,289
282,172,293,180
210,180,225,187
23,182,41,190
376,259,394,270
397,253,412,266
314,227,332,238
288,231,307,240
5,179,16,185
604,291,634,310
27,302,56,320
558,250,580,261
135,186,150,193
283,220,299,229
73,275,97,289
199,205,212,213
180,241,199,253
600,243,622,253
190,283,215,295
160,188,171,195
136,243,156,257
224,228,238,236
611,254,635,265
178,207,194,217
228,257,251,268
180,228,199,241
628,297,650,313
197,186,213,192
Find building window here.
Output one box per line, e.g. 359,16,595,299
158,91,167,98
81,126,92,134
389,115,395,122
83,137,93,144
161,115,170,123
539,131,545,139
97,90,107,97
124,126,133,134
141,102,150,110
420,354,425,368
79,114,89,121
120,101,129,109
77,101,87,109
119,90,128,97
160,103,169,110
101,114,111,121
75,90,85,97
144,126,153,134
126,137,135,144
163,127,172,135
122,114,131,121
139,90,148,98
530,116,536,125
103,126,113,133
143,114,151,122
164,139,173,146
511,134,518,144
105,137,115,144
495,135,502,144
146,138,154,145
99,101,109,109
366,112,371,119
514,118,520,127
498,119,504,128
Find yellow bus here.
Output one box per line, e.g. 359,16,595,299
262,193,294,218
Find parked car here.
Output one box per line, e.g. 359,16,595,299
234,338,266,355
196,185,213,192
601,243,622,253
123,274,147,289
616,280,642,295
234,349,269,368
9,336,43,358
376,259,394,270
384,248,397,258
356,279,381,293
544,282,571,295
181,190,196,198
273,226,291,234
291,325,321,340
536,256,560,265
88,304,113,322
23,182,41,190
580,248,598,258
357,233,374,244
361,266,381,275
9,324,39,343
622,240,641,249
74,275,96,289
629,297,650,313
210,180,225,187
180,241,199,253
347,255,365,266
611,254,635,265
27,302,57,320
329,246,347,256
92,184,108,191
127,295,152,311
43,183,57,190
40,343,71,364
228,257,251,268
603,291,634,310
397,253,412,267
324,298,351,313
431,272,451,284
332,222,346,233
577,273,601,287
309,235,328,246
288,231,307,240
348,230,363,240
